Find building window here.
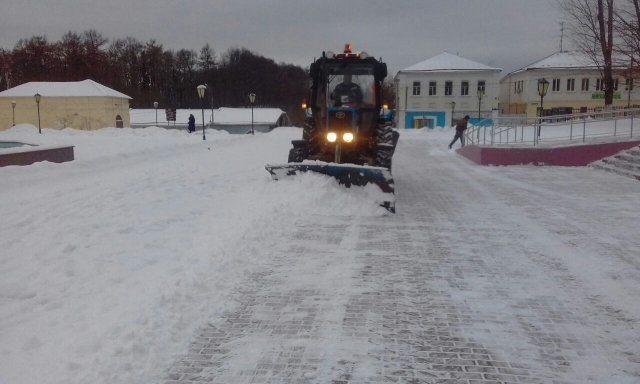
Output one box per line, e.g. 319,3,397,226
428,81,437,96
477,80,485,94
596,78,603,91
567,78,575,92
445,81,453,96
626,78,634,91
514,81,517,93
552,78,561,92
461,81,469,96
581,78,589,91
412,81,421,96
614,78,619,91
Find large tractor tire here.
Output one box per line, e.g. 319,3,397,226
375,120,394,145
288,140,307,163
375,144,393,169
302,117,320,155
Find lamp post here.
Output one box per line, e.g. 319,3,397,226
476,91,484,142
153,101,158,126
476,90,484,121
34,93,41,134
197,85,207,140
11,100,16,126
249,93,256,135
451,101,456,127
537,78,549,140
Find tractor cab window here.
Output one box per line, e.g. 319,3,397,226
322,64,375,108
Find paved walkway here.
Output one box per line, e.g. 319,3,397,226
165,133,640,383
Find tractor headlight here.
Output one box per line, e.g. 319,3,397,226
327,132,337,142
343,133,354,142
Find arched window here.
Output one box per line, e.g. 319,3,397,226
115,115,123,128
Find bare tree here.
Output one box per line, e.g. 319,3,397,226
557,0,617,105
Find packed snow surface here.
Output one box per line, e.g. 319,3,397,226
1,124,639,383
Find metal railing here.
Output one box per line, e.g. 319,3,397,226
465,108,640,147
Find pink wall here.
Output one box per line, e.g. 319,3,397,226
457,141,640,166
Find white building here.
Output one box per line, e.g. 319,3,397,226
394,52,501,129
499,51,639,118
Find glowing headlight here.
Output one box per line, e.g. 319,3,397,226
343,133,354,142
327,132,337,142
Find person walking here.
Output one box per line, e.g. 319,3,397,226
449,115,470,149
188,114,196,133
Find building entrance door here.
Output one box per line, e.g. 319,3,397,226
115,115,123,128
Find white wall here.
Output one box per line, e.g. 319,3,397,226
395,70,501,128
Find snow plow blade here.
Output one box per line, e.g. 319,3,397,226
265,162,395,213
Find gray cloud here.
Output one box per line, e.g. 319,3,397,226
2,0,564,76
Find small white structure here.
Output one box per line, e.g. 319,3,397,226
395,52,501,129
0,80,131,130
499,51,640,118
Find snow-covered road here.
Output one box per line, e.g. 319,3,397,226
1,126,639,384
166,130,640,383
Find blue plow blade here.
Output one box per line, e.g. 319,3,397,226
265,162,395,213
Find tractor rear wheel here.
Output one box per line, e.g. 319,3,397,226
375,120,393,145
302,117,320,155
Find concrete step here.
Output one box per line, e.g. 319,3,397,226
602,157,640,172
615,153,640,164
591,161,640,181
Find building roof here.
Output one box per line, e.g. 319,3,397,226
508,51,633,75
400,52,501,73
130,107,288,125
0,79,132,99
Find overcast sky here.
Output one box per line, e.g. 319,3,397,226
1,0,566,77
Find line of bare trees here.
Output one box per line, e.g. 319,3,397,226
557,0,640,105
0,30,309,125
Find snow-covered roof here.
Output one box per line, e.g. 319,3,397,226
400,52,501,73
0,80,132,99
508,51,633,75
129,107,288,125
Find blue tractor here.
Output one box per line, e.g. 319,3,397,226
266,44,399,212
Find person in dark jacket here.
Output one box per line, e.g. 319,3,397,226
449,115,470,149
188,114,195,133
330,74,363,106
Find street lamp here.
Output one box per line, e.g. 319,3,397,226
197,85,207,140
476,91,484,141
451,101,456,127
11,100,16,126
153,101,158,126
537,78,549,139
249,93,256,135
476,90,484,121
34,93,41,134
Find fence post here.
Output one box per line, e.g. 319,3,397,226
583,117,586,143
570,119,573,141
491,126,494,146
570,120,573,140
484,125,487,145
632,114,634,138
